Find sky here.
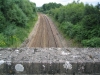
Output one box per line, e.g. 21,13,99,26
29,0,99,7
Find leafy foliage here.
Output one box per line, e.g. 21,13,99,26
82,37,100,47
38,2,62,13
47,1,100,47
0,0,37,47
0,11,6,33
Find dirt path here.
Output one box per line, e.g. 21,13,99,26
27,13,64,48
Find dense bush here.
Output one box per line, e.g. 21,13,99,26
82,37,100,47
0,33,6,47
46,1,100,47
0,11,6,33
0,0,37,47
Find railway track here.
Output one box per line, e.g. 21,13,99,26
27,14,63,48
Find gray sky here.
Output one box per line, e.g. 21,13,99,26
30,0,99,7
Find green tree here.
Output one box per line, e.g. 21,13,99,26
0,0,37,47
49,1,100,47
41,2,62,13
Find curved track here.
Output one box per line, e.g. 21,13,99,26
27,14,63,48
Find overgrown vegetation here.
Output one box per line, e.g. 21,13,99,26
41,1,100,47
0,0,37,47
37,2,62,13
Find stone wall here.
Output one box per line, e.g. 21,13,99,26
0,48,100,75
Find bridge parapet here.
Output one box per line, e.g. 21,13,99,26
0,48,100,75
